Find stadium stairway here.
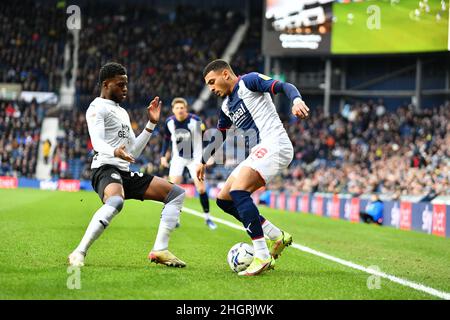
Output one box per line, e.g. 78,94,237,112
59,29,79,109
36,117,59,180
192,20,249,112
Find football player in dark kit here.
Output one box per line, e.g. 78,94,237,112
160,97,217,230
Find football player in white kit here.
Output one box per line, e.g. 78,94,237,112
68,62,186,268
160,97,217,229
197,60,309,276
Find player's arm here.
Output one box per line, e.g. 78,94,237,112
243,72,309,119
201,110,230,164
197,109,231,181
160,148,171,168
86,104,134,162
128,96,161,158
273,81,309,119
192,117,204,165
160,120,171,168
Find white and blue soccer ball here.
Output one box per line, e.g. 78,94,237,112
227,242,254,273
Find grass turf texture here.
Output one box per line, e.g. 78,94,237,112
332,0,449,54
0,188,449,299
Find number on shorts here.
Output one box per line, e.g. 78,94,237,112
253,147,268,159
130,171,143,177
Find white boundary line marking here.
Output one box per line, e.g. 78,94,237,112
182,206,450,300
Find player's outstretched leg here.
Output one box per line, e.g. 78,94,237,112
69,189,124,267
216,198,242,221
229,190,275,276
217,176,292,260
145,178,186,268
168,176,183,229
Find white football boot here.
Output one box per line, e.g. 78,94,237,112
68,251,85,267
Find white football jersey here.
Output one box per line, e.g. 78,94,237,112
218,72,290,145
86,97,145,171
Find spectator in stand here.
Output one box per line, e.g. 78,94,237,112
42,139,52,164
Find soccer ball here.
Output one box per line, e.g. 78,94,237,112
227,242,254,273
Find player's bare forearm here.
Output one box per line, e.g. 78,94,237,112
205,157,215,167
201,126,227,167
160,156,169,168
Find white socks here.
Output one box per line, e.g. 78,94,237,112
252,238,270,260
262,219,282,240
73,185,186,255
153,222,172,251
152,185,185,251
251,220,282,260
75,196,123,254
152,203,181,251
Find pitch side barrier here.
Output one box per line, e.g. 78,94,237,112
0,176,201,198
1,176,448,237
258,191,449,238
0,176,200,195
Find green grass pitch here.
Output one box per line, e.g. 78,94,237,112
0,188,449,299
332,0,449,54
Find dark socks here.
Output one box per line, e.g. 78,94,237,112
229,190,264,240
199,192,209,213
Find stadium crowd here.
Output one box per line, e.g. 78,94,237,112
75,3,242,109
0,0,66,92
1,1,448,198
0,99,46,178
279,101,450,198
0,0,243,180
47,99,450,199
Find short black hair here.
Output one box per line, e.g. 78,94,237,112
99,62,127,85
202,59,234,78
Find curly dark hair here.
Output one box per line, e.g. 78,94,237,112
98,62,127,85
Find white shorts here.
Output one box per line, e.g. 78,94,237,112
169,157,199,179
230,137,294,184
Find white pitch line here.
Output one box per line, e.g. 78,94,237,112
182,206,450,300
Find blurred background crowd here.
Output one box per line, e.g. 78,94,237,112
0,0,448,199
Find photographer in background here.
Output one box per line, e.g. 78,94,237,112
360,194,384,225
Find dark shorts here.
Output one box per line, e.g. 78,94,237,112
91,165,154,201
